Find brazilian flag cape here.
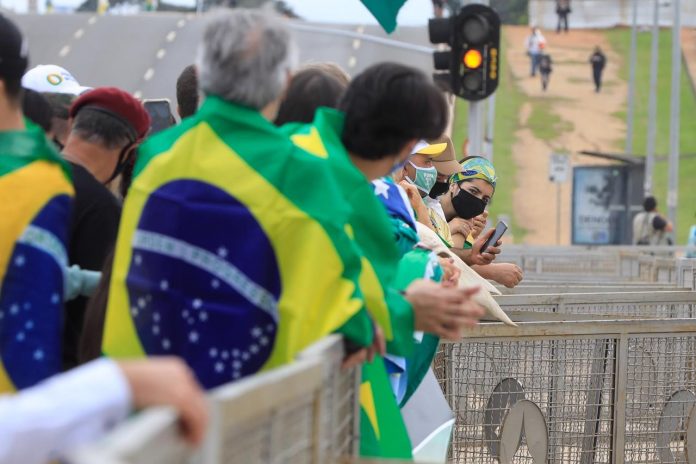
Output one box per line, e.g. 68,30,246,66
102,97,372,390
0,125,73,392
281,108,413,459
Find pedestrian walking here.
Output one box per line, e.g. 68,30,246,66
526,27,546,77
590,46,606,93
539,53,553,91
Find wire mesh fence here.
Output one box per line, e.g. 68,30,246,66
437,319,696,464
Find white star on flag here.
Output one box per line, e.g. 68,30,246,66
372,179,390,199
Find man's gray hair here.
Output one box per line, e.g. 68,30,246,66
197,9,297,110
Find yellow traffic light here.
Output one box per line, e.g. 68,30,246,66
463,49,483,69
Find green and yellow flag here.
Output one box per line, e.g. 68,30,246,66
282,109,414,459
0,125,73,392
360,0,409,33
102,97,372,390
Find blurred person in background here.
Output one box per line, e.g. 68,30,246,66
43,92,76,150
556,0,571,33
633,196,673,246
526,27,546,77
21,88,53,134
274,66,346,126
176,64,199,119
61,87,150,370
590,46,606,93
539,52,553,91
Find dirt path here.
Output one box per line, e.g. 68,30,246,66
504,26,626,244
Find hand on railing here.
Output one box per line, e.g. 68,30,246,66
118,358,209,446
405,279,484,340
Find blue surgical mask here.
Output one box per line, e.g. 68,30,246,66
406,161,438,194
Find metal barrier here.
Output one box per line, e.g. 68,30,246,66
494,291,696,320
499,285,686,295
436,319,696,464
67,335,359,464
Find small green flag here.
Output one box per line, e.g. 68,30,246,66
360,0,408,33
360,356,413,459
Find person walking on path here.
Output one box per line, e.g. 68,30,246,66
590,46,607,93
539,52,553,91
526,27,546,77
556,0,571,33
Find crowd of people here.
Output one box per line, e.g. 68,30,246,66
0,9,523,462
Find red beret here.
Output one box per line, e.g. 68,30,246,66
69,87,151,142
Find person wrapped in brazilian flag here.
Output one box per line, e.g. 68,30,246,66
281,63,484,459
0,14,73,393
102,11,376,390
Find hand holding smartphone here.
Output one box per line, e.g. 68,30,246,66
481,221,508,253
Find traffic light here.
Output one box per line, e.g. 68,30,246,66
429,4,501,101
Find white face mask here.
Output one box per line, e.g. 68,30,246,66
406,161,438,194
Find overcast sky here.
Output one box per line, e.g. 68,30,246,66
1,0,432,25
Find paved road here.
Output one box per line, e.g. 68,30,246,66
9,12,433,109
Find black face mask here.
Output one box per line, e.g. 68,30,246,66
451,188,486,219
428,181,450,199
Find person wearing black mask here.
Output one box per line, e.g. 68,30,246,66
440,156,523,287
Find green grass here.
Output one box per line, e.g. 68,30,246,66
526,97,575,142
451,30,528,241
606,28,696,243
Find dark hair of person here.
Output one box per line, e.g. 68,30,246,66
644,196,657,212
79,250,113,365
71,107,134,150
176,64,199,119
3,77,23,103
119,150,137,199
43,92,75,120
274,67,347,126
339,63,448,161
21,88,53,133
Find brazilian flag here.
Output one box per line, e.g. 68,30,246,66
102,97,372,390
0,126,73,392
282,108,414,459
283,108,415,357
360,0,408,33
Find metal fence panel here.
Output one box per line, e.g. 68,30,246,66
437,320,696,464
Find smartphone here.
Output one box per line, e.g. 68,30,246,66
143,99,175,135
482,221,508,252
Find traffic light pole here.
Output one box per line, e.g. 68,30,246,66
468,102,484,157
667,0,681,234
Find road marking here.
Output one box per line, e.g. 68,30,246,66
156,49,166,59
58,45,70,57
134,90,143,99
144,68,155,81
74,28,84,39
88,16,97,25
352,39,361,50
356,25,365,34
177,19,186,28
166,31,176,42
348,56,357,68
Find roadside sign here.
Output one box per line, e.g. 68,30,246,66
549,153,570,183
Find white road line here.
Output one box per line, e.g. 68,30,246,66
134,90,143,99
356,25,365,34
144,68,155,81
88,16,97,25
348,56,357,69
352,39,361,50
74,28,84,39
166,31,176,42
58,45,70,57
177,19,186,28
156,49,166,59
